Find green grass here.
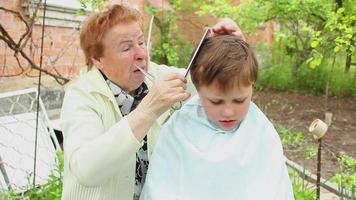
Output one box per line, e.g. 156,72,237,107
289,169,316,200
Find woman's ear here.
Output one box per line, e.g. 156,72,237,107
91,58,103,69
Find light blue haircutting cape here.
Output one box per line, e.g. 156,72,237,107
140,95,294,200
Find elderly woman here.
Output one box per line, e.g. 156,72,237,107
60,4,241,200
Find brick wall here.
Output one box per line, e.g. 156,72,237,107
0,0,85,78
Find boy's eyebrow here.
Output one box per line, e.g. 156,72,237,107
236,95,249,100
208,94,248,101
235,96,248,102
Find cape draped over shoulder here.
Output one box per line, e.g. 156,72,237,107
140,95,294,200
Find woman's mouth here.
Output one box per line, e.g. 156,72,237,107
134,64,155,82
133,65,144,72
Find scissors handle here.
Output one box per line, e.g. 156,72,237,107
171,101,182,110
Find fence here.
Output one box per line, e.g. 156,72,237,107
0,88,60,193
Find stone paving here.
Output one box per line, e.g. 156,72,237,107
320,187,339,200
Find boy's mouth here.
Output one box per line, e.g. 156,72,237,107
218,120,237,130
219,120,236,123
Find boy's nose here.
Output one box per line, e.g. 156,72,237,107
221,107,235,118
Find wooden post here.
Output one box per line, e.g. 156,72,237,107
316,112,332,200
309,115,331,200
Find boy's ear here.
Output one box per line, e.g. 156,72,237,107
91,58,103,69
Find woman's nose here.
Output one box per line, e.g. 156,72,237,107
134,44,146,60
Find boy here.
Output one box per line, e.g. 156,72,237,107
140,35,294,200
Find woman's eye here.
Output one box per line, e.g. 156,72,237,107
121,45,131,52
139,41,145,47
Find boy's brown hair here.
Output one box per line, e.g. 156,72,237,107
190,35,258,92
80,4,143,69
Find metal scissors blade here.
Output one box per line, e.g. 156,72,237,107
184,28,211,77
135,64,155,82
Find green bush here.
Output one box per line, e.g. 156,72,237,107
289,169,316,200
3,151,64,200
255,64,295,92
330,153,356,198
255,42,356,97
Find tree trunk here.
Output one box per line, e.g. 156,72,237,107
344,53,351,73
335,0,342,10
153,15,170,65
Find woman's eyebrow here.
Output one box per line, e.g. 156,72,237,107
118,39,134,47
119,34,144,45
138,34,144,40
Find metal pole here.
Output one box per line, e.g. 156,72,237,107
316,138,322,200
33,0,47,187
0,155,11,190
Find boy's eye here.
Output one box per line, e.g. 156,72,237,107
210,100,223,105
233,99,245,104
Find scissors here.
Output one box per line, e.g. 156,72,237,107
135,64,155,82
134,15,156,82
172,28,211,110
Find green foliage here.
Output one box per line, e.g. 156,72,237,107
304,2,356,70
289,169,316,200
255,64,295,92
276,125,303,147
4,151,64,200
146,2,193,67
198,0,355,97
303,145,318,160
77,0,107,14
255,41,356,96
197,0,355,65
330,152,356,197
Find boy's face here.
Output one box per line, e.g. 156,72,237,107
198,83,252,131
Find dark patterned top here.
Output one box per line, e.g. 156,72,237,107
102,72,149,200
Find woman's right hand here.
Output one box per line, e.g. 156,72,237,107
140,73,190,117
128,73,191,141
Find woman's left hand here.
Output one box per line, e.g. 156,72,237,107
211,18,245,41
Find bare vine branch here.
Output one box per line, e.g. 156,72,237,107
0,4,70,85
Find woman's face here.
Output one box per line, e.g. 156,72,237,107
99,21,148,93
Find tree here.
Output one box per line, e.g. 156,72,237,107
146,0,194,67
196,0,355,73
0,1,71,84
